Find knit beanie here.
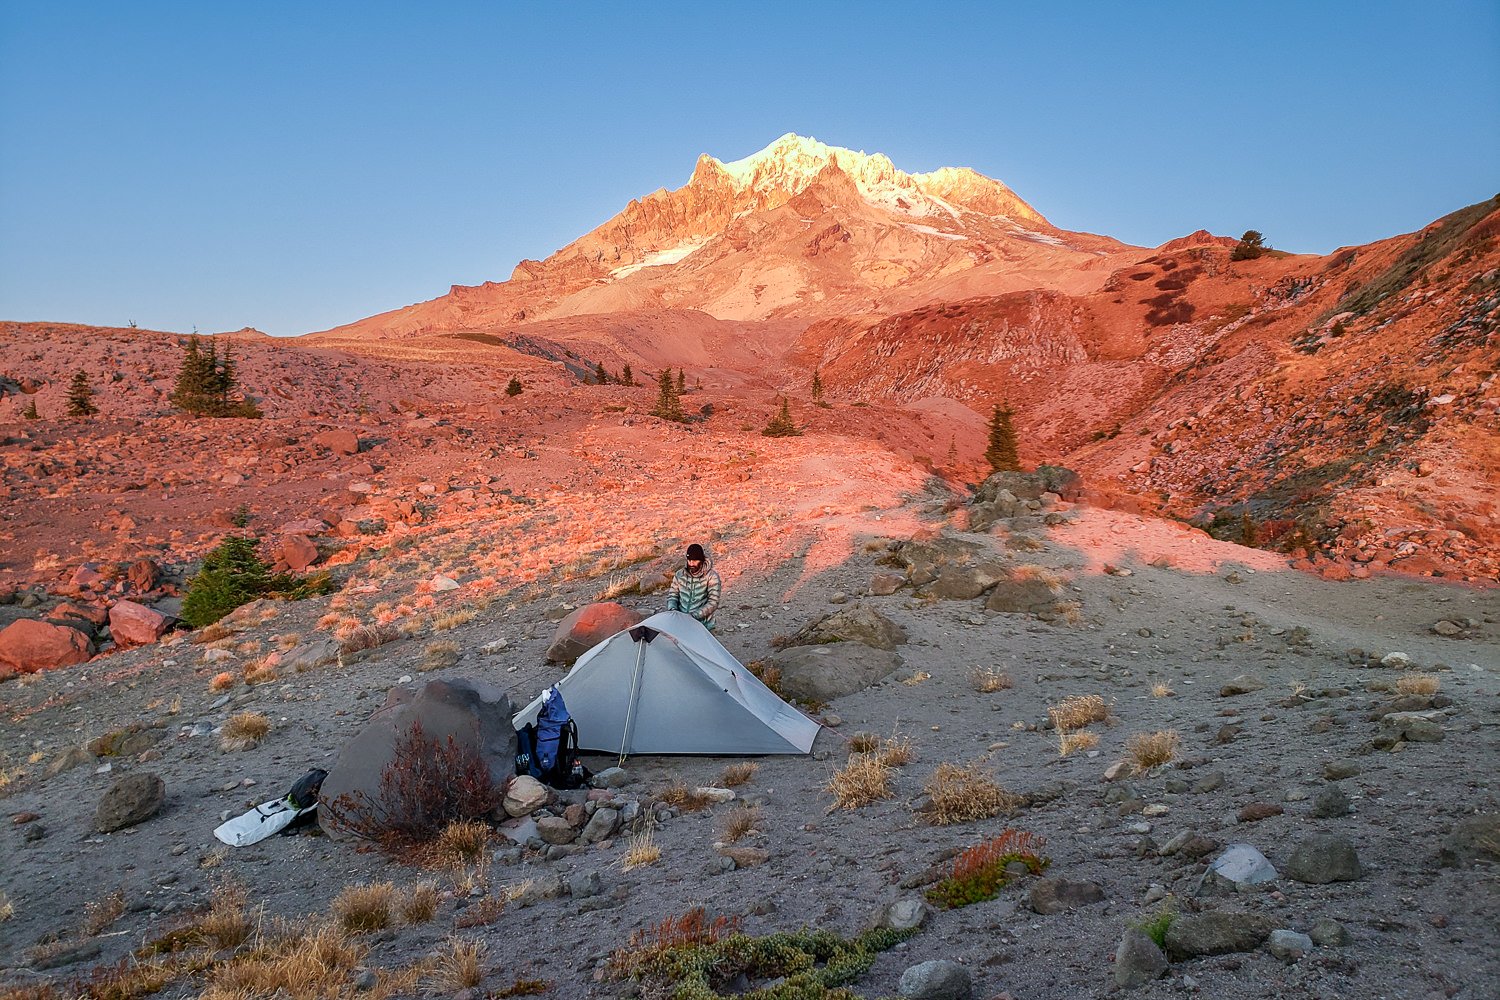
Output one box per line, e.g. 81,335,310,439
686,543,706,561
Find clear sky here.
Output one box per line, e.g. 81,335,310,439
2,2,1496,337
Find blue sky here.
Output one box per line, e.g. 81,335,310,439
2,2,1496,337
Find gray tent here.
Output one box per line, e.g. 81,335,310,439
513,611,819,756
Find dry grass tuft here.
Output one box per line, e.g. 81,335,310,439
243,658,278,686
432,938,486,991
83,888,126,936
1047,694,1109,732
923,761,1020,825
431,820,490,864
398,882,440,924
194,623,234,644
877,734,915,768
1008,534,1046,553
848,732,880,754
1013,563,1065,591
209,671,236,692
420,639,460,672
658,782,716,813
827,754,893,810
969,667,1013,693
219,712,270,752
720,805,762,844
1056,601,1085,626
201,921,363,1000
454,896,506,929
1126,730,1179,770
1151,683,1174,698
431,606,477,632
0,890,13,922
339,623,403,655
623,829,663,870
331,882,395,933
720,761,758,787
1396,673,1441,696
273,632,303,651
595,574,642,601
1057,730,1099,756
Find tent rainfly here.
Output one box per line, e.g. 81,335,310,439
513,611,820,756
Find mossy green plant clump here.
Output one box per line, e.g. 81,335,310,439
925,829,1049,909
609,910,915,1000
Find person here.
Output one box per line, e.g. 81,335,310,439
666,543,721,630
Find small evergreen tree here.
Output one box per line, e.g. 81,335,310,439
66,370,97,417
676,368,686,394
653,369,684,422
170,335,212,413
984,405,1021,472
594,362,610,385
621,363,634,387
181,535,275,627
22,399,39,420
811,367,827,406
1230,230,1267,261
505,376,523,397
762,397,801,437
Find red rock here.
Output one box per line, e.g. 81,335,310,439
0,619,93,672
545,602,645,664
125,558,160,592
48,602,109,627
108,600,169,646
313,429,360,455
279,534,319,572
1320,564,1352,582
70,564,105,588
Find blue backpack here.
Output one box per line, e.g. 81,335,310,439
515,687,589,789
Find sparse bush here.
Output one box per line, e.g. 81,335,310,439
970,667,1013,693
658,782,716,813
209,671,236,692
877,734,915,767
432,819,490,865
720,805,761,844
454,896,506,929
623,829,662,870
925,829,1049,908
83,888,126,935
848,732,880,754
1231,230,1267,261
922,761,1019,825
1126,730,1180,770
219,712,270,752
1048,693,1108,732
1396,673,1440,696
322,721,503,847
399,882,440,924
827,755,893,810
338,623,404,654
1057,730,1099,756
332,882,394,933
420,639,460,672
720,762,758,787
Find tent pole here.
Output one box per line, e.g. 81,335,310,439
620,638,647,765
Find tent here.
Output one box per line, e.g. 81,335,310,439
513,611,820,756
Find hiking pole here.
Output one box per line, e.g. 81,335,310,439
619,636,647,766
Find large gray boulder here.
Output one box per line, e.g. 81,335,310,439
782,604,907,651
1114,927,1168,988
95,772,165,833
975,465,1082,503
769,643,903,703
923,562,1010,601
1438,815,1500,867
888,535,987,587
898,960,971,1000
984,575,1064,614
318,678,517,840
1284,834,1362,884
1164,911,1275,960
545,602,644,664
